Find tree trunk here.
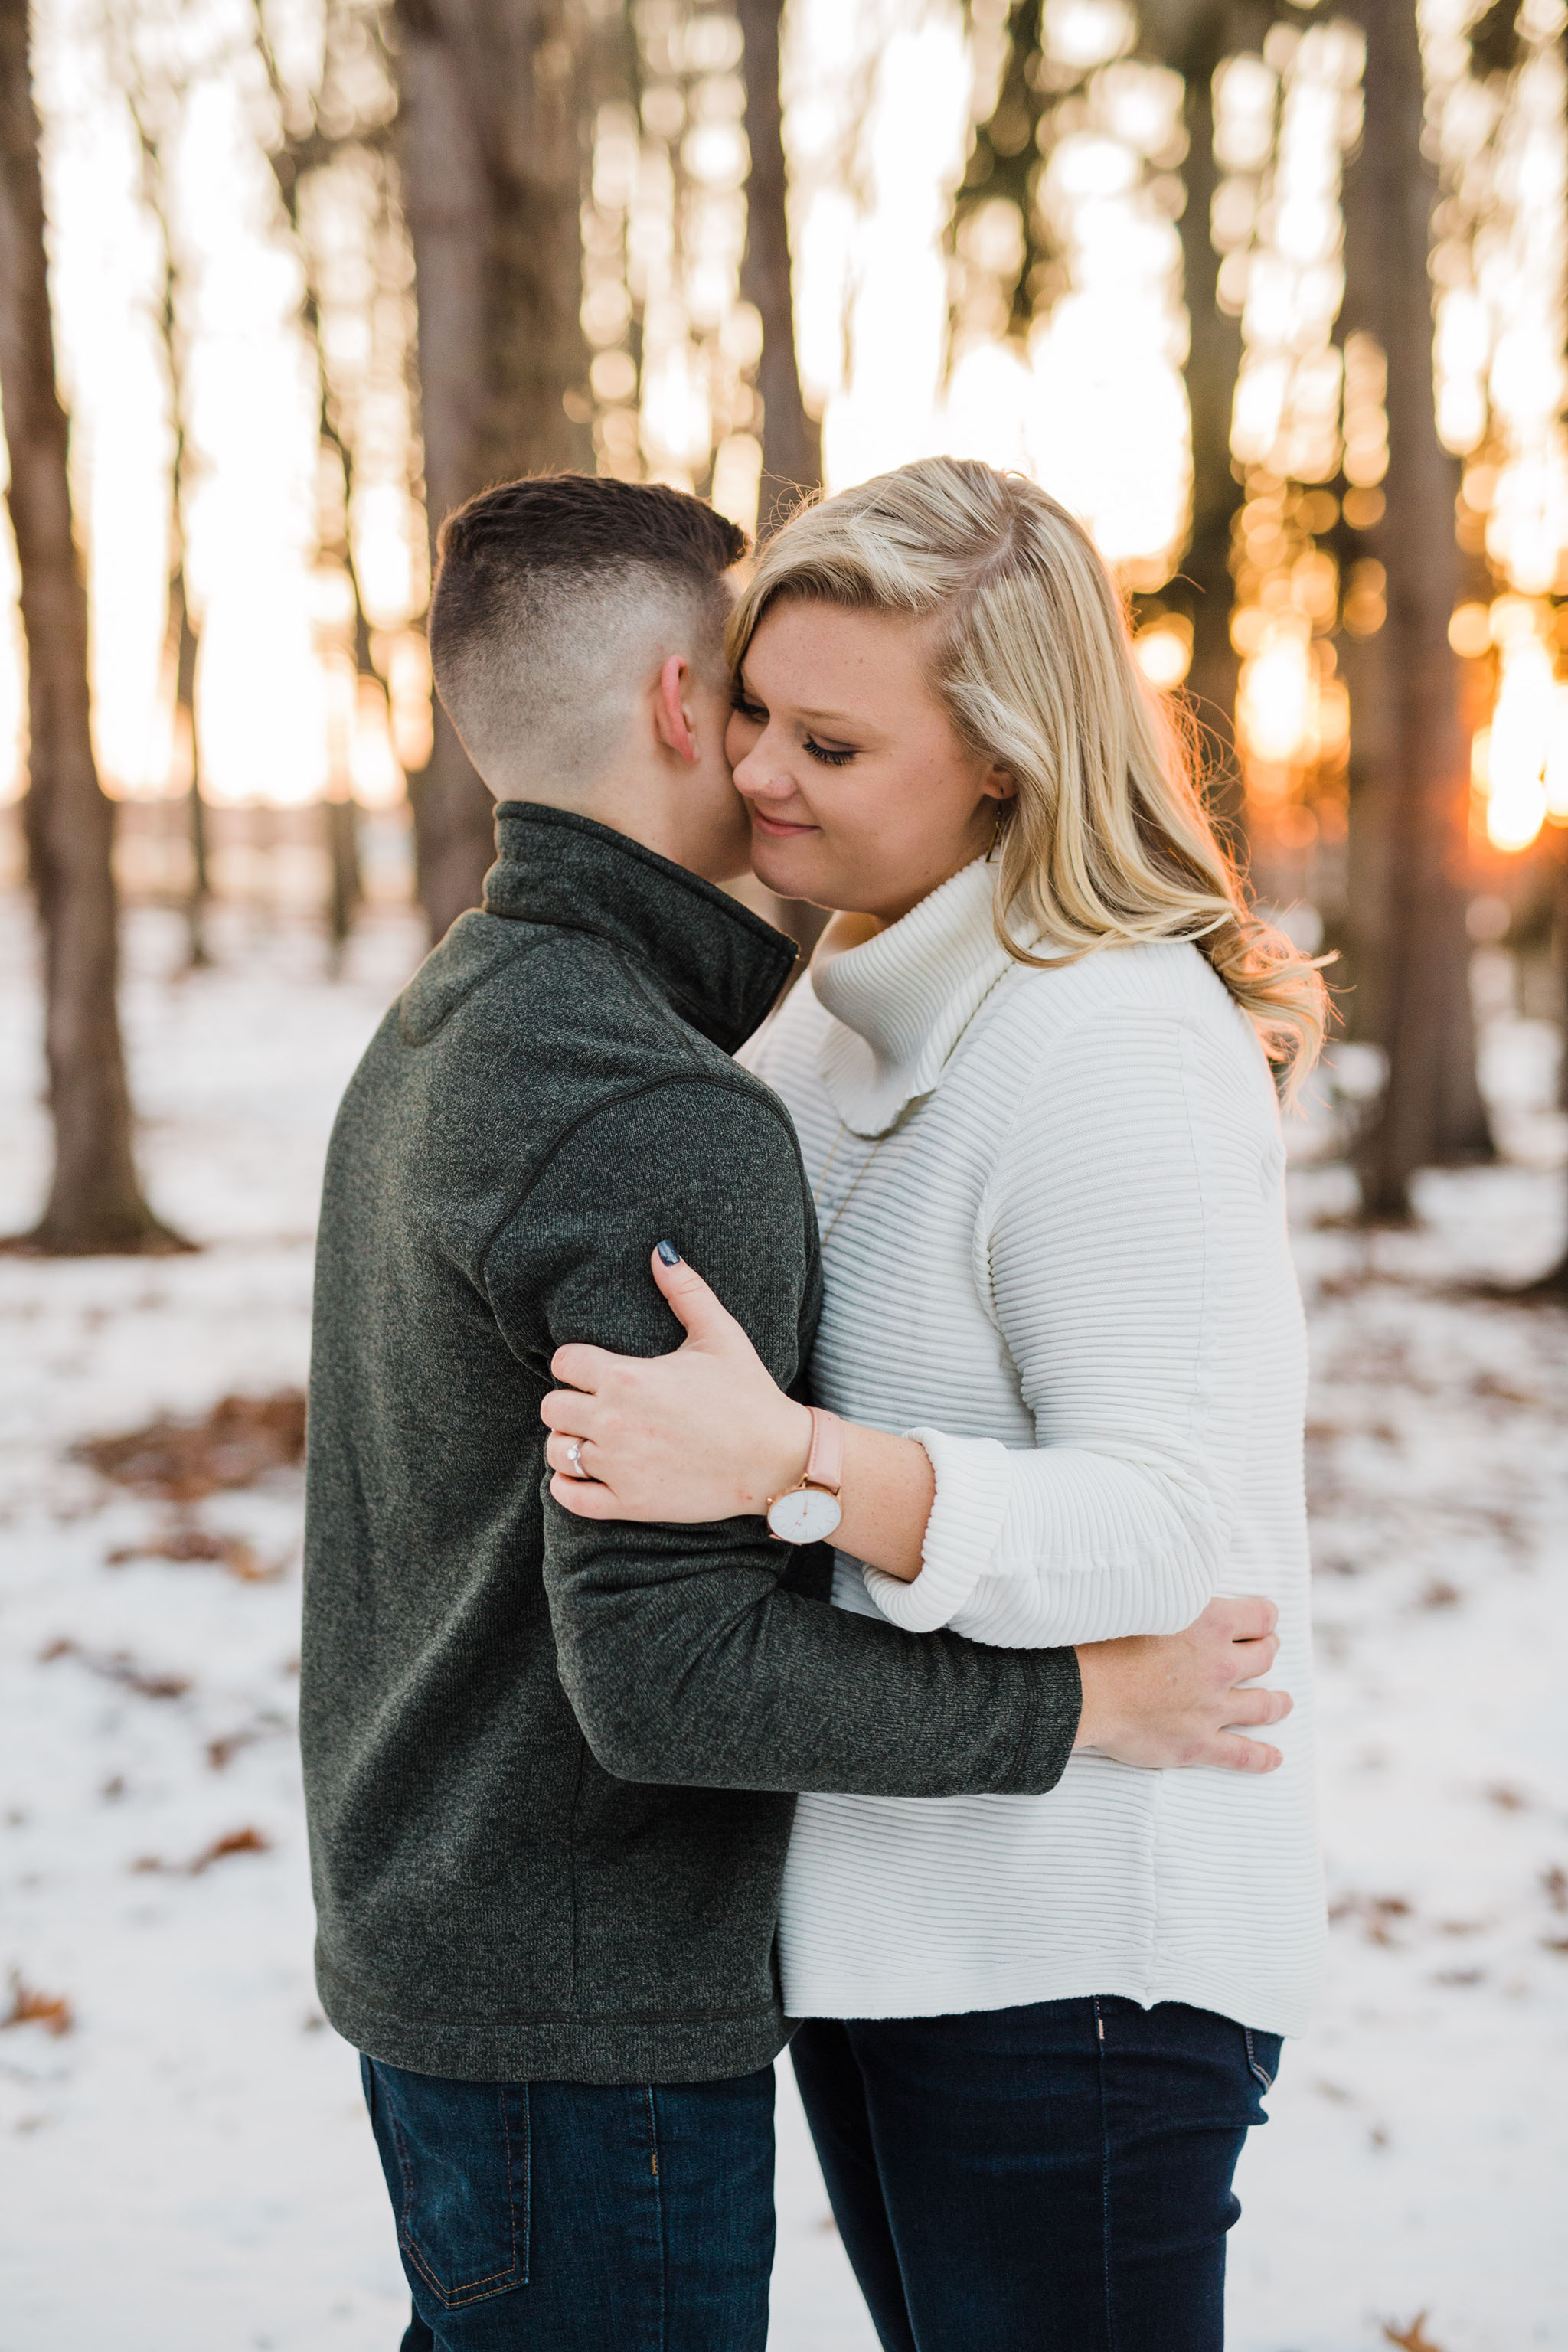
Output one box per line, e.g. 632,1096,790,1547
325,795,361,972
1521,841,1568,1294
1174,31,1246,844
168,564,211,968
737,0,819,539
1344,0,1489,1220
396,0,593,941
0,0,179,1254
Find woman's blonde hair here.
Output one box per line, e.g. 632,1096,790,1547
730,456,1328,1090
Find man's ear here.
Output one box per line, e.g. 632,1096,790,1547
654,654,699,764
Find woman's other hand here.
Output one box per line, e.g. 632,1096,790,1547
543,1246,812,1523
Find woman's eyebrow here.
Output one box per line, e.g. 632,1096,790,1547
793,707,863,731
737,672,878,737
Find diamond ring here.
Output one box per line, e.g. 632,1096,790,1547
565,1437,586,1480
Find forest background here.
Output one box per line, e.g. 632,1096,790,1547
0,1,1564,2347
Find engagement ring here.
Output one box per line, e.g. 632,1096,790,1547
565,1438,586,1479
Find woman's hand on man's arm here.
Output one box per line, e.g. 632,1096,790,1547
544,1242,936,1575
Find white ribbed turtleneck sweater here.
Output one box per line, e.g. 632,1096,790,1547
744,858,1324,2038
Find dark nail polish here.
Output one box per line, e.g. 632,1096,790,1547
655,1240,681,1266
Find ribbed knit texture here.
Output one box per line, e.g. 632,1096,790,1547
747,858,1325,2039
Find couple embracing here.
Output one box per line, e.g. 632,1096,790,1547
302,458,1325,2351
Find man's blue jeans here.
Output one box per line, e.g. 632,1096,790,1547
360,2055,775,2351
790,1996,1282,2351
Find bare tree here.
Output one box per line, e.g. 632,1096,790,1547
1343,0,1490,1220
0,0,180,1254
1517,835,1568,1295
253,1,405,969
1142,0,1271,840
394,0,593,940
737,0,818,538
107,20,212,968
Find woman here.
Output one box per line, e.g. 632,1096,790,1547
541,458,1327,2348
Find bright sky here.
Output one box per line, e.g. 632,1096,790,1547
2,0,1563,850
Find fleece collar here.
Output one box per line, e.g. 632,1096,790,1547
483,802,797,1056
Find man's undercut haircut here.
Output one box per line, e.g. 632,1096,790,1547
430,473,750,799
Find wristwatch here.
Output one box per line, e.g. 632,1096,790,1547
765,1407,844,1544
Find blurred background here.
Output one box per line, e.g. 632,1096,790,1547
0,1,1563,2346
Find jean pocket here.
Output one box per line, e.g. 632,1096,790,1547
1243,2027,1282,2092
366,2059,530,2308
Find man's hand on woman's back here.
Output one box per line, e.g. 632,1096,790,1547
1075,1596,1290,1773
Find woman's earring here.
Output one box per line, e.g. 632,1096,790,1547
988,803,1008,862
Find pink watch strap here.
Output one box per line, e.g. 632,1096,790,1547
804,1407,844,1496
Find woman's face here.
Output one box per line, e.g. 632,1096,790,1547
726,599,1014,926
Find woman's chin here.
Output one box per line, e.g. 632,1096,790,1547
749,834,831,903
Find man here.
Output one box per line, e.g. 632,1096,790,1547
302,473,1285,2351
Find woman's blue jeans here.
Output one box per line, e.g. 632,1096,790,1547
360,2055,775,2351
790,1995,1282,2352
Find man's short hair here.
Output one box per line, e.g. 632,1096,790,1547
428,473,750,797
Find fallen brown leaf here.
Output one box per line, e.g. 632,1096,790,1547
132,1825,273,1877
106,1523,281,1583
2,1976,73,2037
75,1391,305,1504
188,1826,272,1873
1383,2316,1449,2352
38,1639,190,1700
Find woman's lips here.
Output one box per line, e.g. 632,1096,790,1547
750,809,818,838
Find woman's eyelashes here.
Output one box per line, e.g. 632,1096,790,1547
730,686,857,768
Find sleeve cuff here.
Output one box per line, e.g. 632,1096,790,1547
861,1427,1016,1634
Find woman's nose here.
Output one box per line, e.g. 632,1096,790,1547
733,748,793,802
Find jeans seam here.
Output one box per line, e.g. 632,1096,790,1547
647,2085,668,2352
511,2082,531,2288
1095,1995,1116,2352
1243,2027,1275,2092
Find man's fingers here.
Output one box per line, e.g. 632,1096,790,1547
1227,1629,1279,1681
1223,1684,1293,1728
550,1343,619,1393
1206,1732,1283,1774
1210,1593,1278,1643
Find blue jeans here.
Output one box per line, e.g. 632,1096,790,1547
360,2056,775,2350
790,1996,1282,2351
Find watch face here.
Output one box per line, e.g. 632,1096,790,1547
766,1486,844,1546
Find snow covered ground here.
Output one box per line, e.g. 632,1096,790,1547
0,895,1563,2352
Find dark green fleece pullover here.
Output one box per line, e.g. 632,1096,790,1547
301,803,1081,2085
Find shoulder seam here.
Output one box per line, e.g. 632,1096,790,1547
474,1069,807,1295
397,925,559,1044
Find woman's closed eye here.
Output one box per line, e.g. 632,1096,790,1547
733,685,858,769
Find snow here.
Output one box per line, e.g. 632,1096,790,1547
1,896,1564,2352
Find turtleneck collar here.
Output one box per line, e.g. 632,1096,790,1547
812,858,1027,1135
482,802,797,1056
